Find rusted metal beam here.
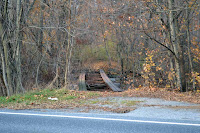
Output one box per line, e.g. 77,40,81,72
79,72,87,91
100,69,122,92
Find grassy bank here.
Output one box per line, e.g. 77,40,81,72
1,87,200,113
0,88,138,113
0,88,101,109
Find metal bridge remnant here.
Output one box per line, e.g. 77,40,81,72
79,69,122,92
100,69,122,92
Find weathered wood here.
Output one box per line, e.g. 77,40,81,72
100,69,122,92
79,73,87,91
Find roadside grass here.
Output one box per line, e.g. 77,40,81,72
121,100,141,106
0,88,102,108
89,100,100,104
0,89,56,105
87,98,141,107
0,88,141,111
88,99,114,105
1,86,200,111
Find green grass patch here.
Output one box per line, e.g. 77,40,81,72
102,100,115,105
89,100,100,104
88,99,115,105
88,92,100,97
0,89,69,105
0,88,103,109
121,100,140,106
65,95,77,100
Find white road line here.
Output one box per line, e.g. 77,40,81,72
0,111,200,126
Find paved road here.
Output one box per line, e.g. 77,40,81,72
0,110,200,133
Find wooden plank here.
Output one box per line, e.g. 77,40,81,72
100,69,122,92
78,72,87,91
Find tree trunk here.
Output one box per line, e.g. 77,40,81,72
0,0,12,96
168,0,186,92
65,0,72,86
186,6,195,90
0,0,25,96
0,50,9,96
15,0,25,93
37,0,45,52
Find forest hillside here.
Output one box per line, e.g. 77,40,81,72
0,0,200,96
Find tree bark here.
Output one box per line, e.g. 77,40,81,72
15,0,25,93
186,6,195,90
37,0,45,52
168,0,186,92
0,0,25,95
65,0,72,86
0,0,12,96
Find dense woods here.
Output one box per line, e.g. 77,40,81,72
0,0,199,96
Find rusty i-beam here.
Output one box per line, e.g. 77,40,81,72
99,69,122,92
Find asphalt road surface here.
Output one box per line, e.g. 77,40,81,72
0,110,200,133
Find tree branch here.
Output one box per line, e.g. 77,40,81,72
138,18,177,59
144,32,177,58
